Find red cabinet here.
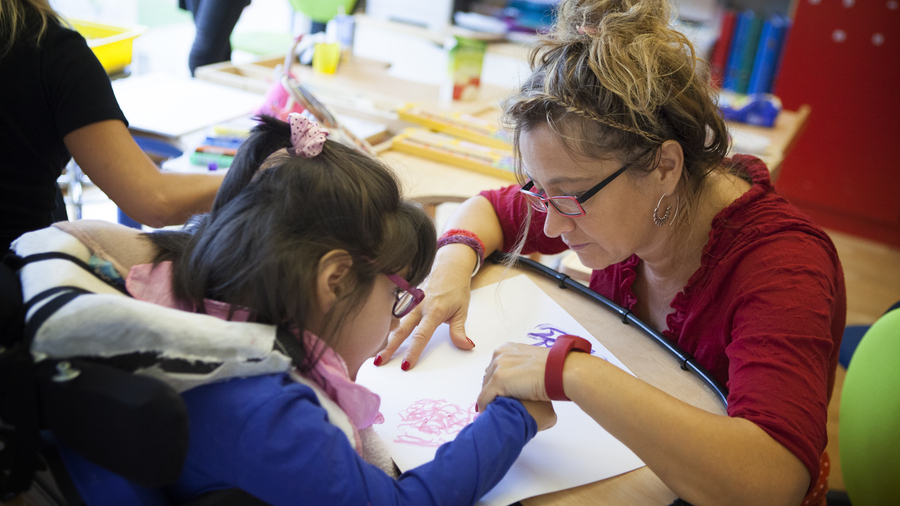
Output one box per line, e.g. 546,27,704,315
774,0,900,246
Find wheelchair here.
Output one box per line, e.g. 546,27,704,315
1,225,281,506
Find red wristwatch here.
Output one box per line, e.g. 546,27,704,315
544,334,592,401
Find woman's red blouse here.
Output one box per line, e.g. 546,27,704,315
480,155,846,489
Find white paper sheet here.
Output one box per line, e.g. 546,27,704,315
356,274,646,505
112,73,264,137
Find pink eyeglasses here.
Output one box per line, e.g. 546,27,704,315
519,162,630,217
384,273,424,318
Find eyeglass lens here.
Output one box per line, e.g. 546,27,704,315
394,291,417,317
522,193,582,215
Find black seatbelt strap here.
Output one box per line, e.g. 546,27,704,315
274,324,309,371
23,287,93,346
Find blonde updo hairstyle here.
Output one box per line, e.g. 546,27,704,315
503,0,731,228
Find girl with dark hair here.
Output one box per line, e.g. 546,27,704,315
56,114,555,506
380,0,845,504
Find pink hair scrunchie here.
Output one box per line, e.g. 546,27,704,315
287,112,329,157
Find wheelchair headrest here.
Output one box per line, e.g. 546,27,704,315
7,223,297,489
14,226,293,393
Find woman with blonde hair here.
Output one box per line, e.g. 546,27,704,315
0,0,224,251
377,0,845,504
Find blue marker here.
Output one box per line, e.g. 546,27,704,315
203,136,244,149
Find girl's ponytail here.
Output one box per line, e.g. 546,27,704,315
212,115,292,212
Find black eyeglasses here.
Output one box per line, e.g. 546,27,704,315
519,162,630,217
384,273,424,318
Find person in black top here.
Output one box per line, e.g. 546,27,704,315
179,0,252,76
0,0,225,251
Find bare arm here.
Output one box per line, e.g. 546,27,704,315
432,194,506,279
565,353,809,505
64,119,225,227
478,345,810,506
377,195,505,368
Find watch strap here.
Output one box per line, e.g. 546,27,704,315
544,334,592,401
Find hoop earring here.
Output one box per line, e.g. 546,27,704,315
653,193,679,226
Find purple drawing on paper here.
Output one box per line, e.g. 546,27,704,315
394,399,478,447
526,323,597,355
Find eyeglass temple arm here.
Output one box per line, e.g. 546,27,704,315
577,164,630,203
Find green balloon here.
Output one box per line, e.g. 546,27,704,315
839,308,900,506
288,0,358,23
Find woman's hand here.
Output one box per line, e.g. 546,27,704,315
518,400,557,432
477,343,551,412
375,244,479,370
375,195,505,370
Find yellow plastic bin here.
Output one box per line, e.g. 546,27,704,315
70,19,147,75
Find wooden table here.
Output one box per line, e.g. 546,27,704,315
472,262,726,505
727,105,811,180
378,148,508,216
195,54,513,132
195,46,808,184
378,103,810,221
191,27,810,207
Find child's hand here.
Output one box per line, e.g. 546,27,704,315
375,247,477,370
519,400,557,432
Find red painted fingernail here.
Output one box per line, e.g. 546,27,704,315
475,404,479,412
373,355,383,366
466,338,475,347
401,360,410,371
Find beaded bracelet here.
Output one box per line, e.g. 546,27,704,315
437,228,486,276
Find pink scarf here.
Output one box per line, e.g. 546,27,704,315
126,262,384,433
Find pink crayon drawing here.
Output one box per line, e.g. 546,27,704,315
394,399,478,447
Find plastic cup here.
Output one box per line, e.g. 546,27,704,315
312,42,340,74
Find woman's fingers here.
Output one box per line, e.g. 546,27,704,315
477,343,551,411
375,307,423,366
476,383,499,413
401,304,476,369
398,311,446,370
376,305,474,370
376,277,475,370
446,309,475,350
